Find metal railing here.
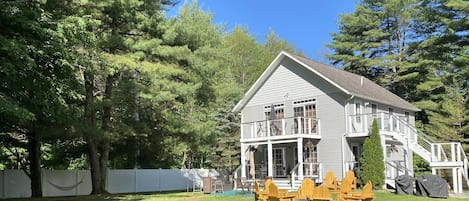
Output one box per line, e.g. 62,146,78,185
242,116,320,139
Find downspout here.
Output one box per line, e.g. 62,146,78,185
342,95,355,177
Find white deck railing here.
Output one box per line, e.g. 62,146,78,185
242,117,320,139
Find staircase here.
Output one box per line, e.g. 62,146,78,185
387,114,469,193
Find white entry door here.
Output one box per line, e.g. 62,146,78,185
273,148,286,177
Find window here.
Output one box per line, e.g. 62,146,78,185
355,103,361,123
293,103,317,134
264,104,284,135
405,112,410,122
371,104,377,116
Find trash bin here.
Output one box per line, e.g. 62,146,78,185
395,175,413,195
202,177,212,194
415,174,448,198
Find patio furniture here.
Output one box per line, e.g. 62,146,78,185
308,185,332,201
267,182,296,201
253,181,269,201
235,178,250,193
323,171,339,192
344,171,357,191
337,181,374,201
214,179,224,193
297,178,315,200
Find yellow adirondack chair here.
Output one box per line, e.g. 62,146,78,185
338,181,374,201
344,171,357,191
309,185,333,201
297,178,315,199
253,181,269,201
323,171,339,192
267,182,296,201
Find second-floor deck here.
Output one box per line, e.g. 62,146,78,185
241,117,321,142
347,112,417,143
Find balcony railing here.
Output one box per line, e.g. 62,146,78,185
348,113,417,141
242,117,320,139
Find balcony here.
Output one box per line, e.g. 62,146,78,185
241,117,321,141
347,113,417,143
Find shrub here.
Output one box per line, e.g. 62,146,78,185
359,119,385,189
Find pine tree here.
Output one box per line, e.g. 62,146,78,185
359,119,385,189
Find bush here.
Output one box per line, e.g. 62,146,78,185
359,119,385,189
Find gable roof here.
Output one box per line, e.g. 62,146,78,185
233,51,420,112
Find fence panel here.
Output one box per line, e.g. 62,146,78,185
4,170,31,198
42,170,91,197
0,168,217,198
135,169,159,192
107,169,137,194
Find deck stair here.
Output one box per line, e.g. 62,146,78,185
386,114,469,193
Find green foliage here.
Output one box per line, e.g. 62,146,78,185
359,119,385,189
329,0,469,175
0,0,302,174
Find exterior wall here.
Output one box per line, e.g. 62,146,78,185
244,59,340,110
316,92,348,179
240,57,348,179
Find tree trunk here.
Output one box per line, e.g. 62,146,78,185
84,71,105,195
27,130,42,197
99,75,114,194
87,139,103,194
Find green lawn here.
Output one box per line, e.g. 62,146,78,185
3,191,468,201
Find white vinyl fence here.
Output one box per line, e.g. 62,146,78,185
0,168,219,199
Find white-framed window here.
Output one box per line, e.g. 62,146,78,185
264,104,285,135
264,104,285,120
355,102,362,123
293,99,317,134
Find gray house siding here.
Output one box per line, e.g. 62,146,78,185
245,59,340,110
315,92,347,179
240,56,348,178
236,53,419,184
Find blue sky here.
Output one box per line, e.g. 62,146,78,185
167,0,357,62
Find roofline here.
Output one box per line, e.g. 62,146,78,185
353,94,421,112
232,52,287,112
285,52,351,95
232,51,420,113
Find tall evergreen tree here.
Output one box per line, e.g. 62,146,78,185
359,119,385,189
0,0,81,196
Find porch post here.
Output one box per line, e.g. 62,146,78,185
404,142,409,175
240,143,246,178
381,132,387,189
267,140,273,177
297,138,304,180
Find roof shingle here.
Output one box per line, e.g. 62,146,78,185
289,53,419,112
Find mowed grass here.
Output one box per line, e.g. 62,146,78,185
3,191,468,201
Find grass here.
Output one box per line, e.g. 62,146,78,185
3,191,468,201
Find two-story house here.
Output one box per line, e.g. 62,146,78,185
232,52,468,193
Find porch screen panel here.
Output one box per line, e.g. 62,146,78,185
304,142,318,176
